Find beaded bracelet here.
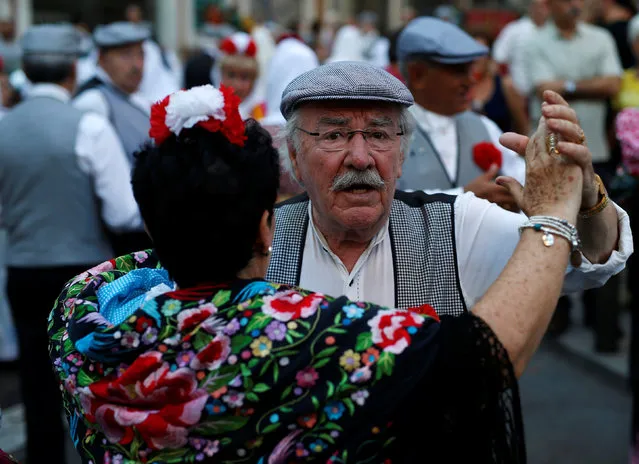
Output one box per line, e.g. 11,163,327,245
519,216,583,267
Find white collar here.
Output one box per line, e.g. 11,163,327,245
307,201,389,256
27,83,71,103
410,103,456,132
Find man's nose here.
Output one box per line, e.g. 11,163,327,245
345,133,373,170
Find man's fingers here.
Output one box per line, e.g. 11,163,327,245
500,132,529,156
483,164,500,179
542,104,579,123
547,118,584,145
495,176,524,208
543,90,569,106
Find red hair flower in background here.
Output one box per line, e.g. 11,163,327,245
473,141,502,172
149,84,246,147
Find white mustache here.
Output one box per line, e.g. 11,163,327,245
331,169,386,191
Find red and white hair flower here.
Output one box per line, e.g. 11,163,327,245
149,84,247,147
219,32,257,58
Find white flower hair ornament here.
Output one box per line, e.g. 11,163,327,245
149,84,246,147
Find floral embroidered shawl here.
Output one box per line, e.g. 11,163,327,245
48,251,525,463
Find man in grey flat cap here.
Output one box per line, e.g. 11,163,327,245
396,17,525,210
267,60,631,321
74,21,151,163
0,24,142,464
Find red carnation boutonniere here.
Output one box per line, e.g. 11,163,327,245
473,141,503,172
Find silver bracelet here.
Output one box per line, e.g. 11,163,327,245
519,216,583,266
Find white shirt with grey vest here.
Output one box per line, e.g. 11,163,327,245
402,104,526,195
297,193,632,310
524,21,623,163
0,84,142,267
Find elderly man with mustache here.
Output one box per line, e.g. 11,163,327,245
267,61,633,315
74,22,151,164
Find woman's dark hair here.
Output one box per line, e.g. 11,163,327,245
132,120,280,288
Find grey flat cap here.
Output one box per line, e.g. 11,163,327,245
21,24,82,56
397,17,488,64
280,61,414,120
93,22,150,48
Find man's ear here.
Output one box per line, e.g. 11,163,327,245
287,140,303,184
406,60,428,90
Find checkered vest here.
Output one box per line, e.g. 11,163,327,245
266,191,467,316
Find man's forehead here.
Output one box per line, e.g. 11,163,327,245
298,101,401,125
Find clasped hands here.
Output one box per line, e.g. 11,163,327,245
496,90,597,223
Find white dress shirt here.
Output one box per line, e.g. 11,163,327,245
73,67,151,119
408,104,527,195
29,84,142,232
299,194,633,310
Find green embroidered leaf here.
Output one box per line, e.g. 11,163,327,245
246,392,259,402
326,381,335,398
192,331,212,352
333,312,342,325
319,433,336,445
288,330,303,338
311,396,320,411
297,320,311,330
313,358,331,369
50,329,64,342
253,383,270,393
203,369,238,394
241,363,252,377
212,290,232,307
324,422,344,432
152,448,190,462
285,333,294,344
343,398,356,416
276,350,298,357
355,332,373,351
316,346,338,359
280,406,293,413
262,423,280,434
273,362,280,383
231,335,254,354
280,384,293,401
77,370,95,388
245,313,272,332
378,351,395,377
221,437,232,446
247,358,260,369
259,358,273,376
193,416,249,434
63,338,74,354
328,327,347,335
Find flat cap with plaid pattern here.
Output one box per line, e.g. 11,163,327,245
280,61,414,120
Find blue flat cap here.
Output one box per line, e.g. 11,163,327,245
280,61,414,120
93,22,150,48
397,17,488,64
21,24,83,56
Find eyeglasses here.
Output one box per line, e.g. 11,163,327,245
295,127,404,152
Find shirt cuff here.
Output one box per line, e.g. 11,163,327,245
562,201,633,293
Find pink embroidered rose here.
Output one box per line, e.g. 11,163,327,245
78,352,208,450
261,290,324,322
368,310,424,355
177,304,218,332
190,334,231,370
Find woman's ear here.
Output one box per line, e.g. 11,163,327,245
256,210,275,255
